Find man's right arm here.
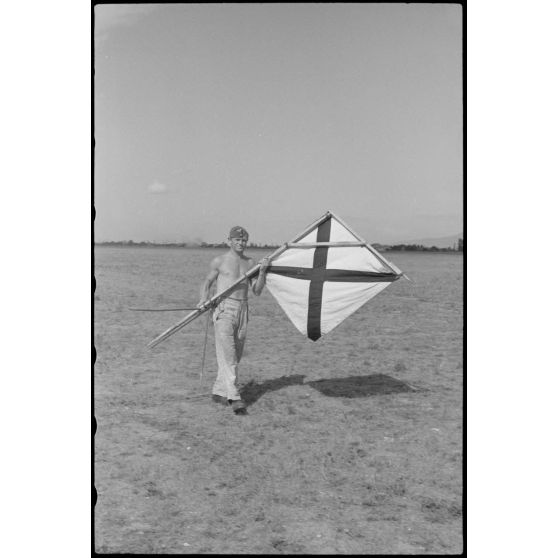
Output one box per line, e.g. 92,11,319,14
252,257,270,296
197,257,221,308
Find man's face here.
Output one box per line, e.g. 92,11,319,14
229,235,248,253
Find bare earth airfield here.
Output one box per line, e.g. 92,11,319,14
94,246,463,554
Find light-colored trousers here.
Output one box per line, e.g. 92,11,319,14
212,298,248,401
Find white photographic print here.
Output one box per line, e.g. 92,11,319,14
94,3,463,554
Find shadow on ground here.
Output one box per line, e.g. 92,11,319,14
241,374,306,406
307,374,417,398
241,373,418,407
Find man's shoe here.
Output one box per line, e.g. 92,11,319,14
211,395,228,406
231,400,247,415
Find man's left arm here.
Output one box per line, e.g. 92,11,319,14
252,257,270,296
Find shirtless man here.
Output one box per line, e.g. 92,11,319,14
197,226,270,414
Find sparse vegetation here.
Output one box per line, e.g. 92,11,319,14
94,248,463,553
95,240,281,249
95,239,463,251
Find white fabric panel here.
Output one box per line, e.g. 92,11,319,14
264,214,397,339
329,217,360,242
265,273,310,335
326,246,388,273
320,281,391,336
296,227,318,244
328,217,389,272
272,246,315,269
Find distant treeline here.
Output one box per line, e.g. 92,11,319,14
95,240,282,249
375,238,464,252
96,239,464,252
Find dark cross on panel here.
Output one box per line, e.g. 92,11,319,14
267,216,397,340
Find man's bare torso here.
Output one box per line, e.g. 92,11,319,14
215,252,254,300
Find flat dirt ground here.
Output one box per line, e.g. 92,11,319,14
94,247,463,554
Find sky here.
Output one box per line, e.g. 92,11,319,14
94,3,462,244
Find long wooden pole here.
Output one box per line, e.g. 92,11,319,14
147,211,332,348
129,307,198,312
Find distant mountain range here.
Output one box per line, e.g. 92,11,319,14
398,232,463,248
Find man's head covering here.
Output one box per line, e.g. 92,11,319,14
229,226,249,240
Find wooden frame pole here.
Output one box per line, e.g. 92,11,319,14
285,241,368,248
327,210,403,276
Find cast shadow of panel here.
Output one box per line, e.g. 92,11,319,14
306,374,417,398
240,373,417,407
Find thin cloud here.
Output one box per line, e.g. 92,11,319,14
94,5,158,43
147,181,169,195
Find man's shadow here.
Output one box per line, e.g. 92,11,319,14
241,374,306,406
240,373,419,407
